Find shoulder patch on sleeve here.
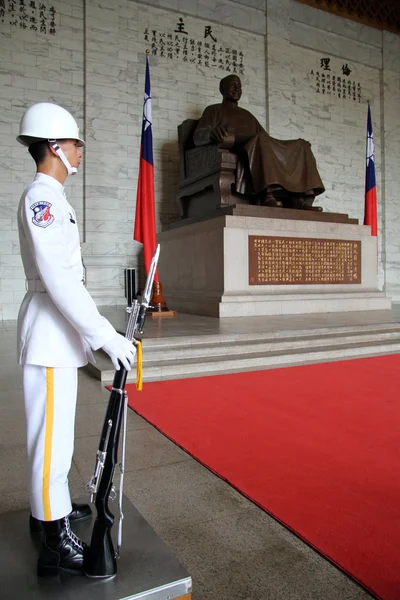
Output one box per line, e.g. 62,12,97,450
30,201,55,228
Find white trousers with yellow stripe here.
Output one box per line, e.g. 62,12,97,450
23,365,77,521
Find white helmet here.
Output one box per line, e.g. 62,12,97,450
17,102,85,176
17,102,85,147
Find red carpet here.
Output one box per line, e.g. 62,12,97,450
125,355,400,600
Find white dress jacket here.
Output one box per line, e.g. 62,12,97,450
17,173,116,367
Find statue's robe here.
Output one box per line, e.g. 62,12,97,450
193,103,325,198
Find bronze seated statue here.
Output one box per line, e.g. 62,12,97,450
178,75,325,219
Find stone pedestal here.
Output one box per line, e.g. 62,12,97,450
157,208,391,318
0,495,192,600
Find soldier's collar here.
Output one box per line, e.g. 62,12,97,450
34,172,64,193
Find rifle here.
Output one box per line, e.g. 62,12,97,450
84,244,160,579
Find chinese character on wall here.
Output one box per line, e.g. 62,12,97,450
145,16,245,75
174,17,187,35
3,0,56,34
341,63,351,76
310,57,361,103
204,25,216,42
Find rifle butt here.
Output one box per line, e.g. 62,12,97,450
84,519,117,579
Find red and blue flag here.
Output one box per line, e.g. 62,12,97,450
364,103,377,236
134,55,158,278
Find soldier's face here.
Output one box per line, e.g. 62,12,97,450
58,139,82,170
223,77,242,102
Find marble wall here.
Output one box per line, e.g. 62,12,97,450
381,32,400,299
267,0,383,264
0,0,84,319
0,0,399,319
82,0,266,306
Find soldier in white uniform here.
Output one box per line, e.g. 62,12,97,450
16,102,136,576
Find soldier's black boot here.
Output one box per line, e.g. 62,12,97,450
37,516,86,576
30,502,92,533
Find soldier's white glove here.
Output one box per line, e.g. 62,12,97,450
102,333,136,371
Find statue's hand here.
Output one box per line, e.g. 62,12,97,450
210,124,228,143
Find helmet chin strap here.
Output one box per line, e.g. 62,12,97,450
48,140,77,176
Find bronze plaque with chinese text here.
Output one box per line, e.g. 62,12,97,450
249,236,361,285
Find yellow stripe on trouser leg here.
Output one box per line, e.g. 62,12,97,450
42,367,54,521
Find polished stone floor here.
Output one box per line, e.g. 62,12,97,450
101,304,400,342
2,308,396,599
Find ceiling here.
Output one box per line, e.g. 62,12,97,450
294,0,400,34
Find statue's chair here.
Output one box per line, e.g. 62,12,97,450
177,119,250,219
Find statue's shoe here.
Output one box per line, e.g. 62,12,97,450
262,197,283,208
302,204,323,211
30,503,92,533
297,197,322,211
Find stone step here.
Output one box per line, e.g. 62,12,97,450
129,323,400,348
138,329,400,359
138,340,400,382
84,324,400,383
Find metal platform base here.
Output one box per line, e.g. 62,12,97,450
0,495,192,600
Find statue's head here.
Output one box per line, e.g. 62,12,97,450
219,75,242,103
